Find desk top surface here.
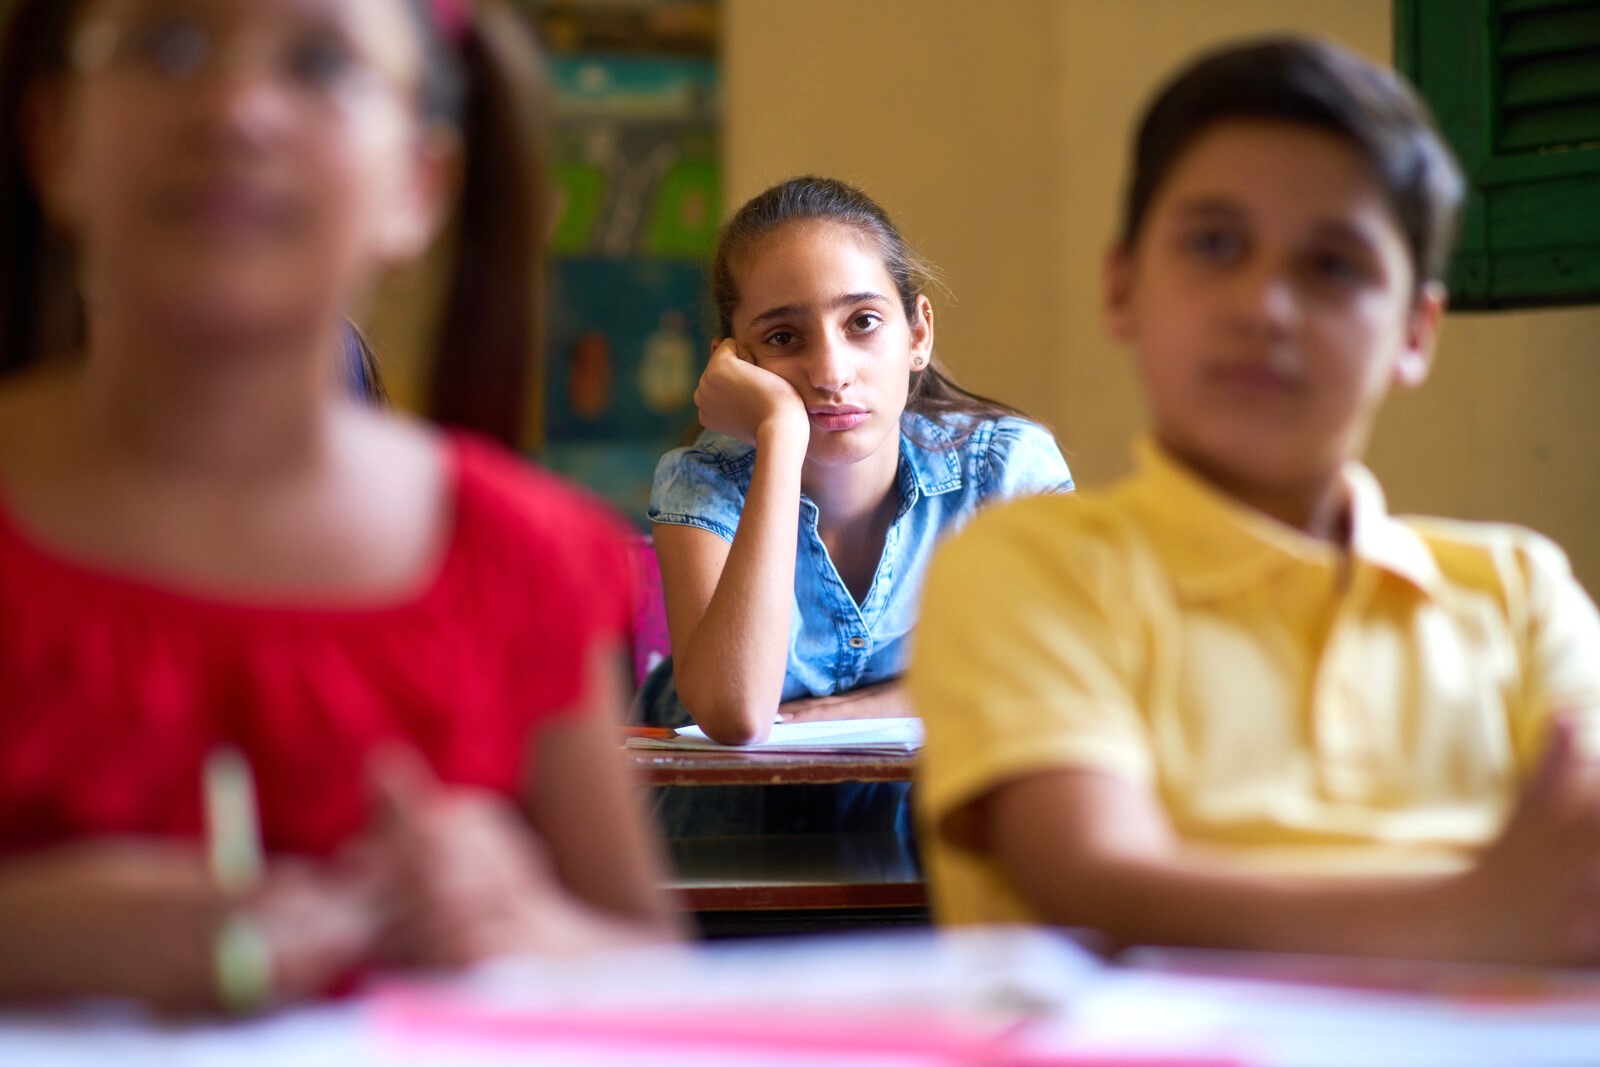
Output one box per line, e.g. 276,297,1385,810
9,926,1600,1066
625,746,917,786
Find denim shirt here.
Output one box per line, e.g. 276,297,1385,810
648,412,1073,704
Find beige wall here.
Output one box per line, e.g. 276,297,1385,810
723,0,1063,424
724,0,1600,592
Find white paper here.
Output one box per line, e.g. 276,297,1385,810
628,717,924,754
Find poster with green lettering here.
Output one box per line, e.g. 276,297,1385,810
542,54,721,527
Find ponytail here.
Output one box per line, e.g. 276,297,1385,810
423,1,549,449
0,0,81,375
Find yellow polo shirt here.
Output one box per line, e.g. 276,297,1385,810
910,441,1600,926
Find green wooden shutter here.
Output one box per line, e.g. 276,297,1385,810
1396,0,1600,308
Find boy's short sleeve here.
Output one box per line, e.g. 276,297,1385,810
909,495,1156,835
648,443,745,543
1513,532,1600,760
978,418,1075,501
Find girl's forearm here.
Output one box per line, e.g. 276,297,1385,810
0,850,84,999
674,423,809,744
0,844,215,1006
779,680,911,722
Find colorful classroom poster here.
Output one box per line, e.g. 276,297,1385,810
539,53,720,528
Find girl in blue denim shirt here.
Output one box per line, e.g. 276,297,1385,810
641,177,1071,836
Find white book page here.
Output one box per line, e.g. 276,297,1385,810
628,717,924,753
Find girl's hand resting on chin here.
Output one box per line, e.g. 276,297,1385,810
692,339,809,448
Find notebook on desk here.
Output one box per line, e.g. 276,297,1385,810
626,717,924,755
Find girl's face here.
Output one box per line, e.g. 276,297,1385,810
1106,119,1443,495
37,0,446,340
729,220,933,471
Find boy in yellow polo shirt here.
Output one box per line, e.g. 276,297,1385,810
910,37,1600,966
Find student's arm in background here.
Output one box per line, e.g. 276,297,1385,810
778,679,911,722
654,341,811,745
912,502,1600,968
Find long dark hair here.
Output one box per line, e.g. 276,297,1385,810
0,0,546,447
709,176,1032,443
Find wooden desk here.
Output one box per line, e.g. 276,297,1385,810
669,831,927,938
625,743,927,936
625,745,916,787
669,832,924,911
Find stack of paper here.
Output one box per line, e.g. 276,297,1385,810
627,717,924,754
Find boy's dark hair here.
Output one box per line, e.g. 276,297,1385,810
1120,36,1465,289
0,0,545,447
710,175,1030,439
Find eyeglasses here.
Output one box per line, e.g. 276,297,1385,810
71,11,421,111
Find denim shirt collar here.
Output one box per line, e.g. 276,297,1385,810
898,411,964,503
796,411,964,526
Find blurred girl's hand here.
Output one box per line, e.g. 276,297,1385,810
365,750,642,968
692,339,809,448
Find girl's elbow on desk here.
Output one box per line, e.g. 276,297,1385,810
677,693,774,746
672,670,777,746
693,711,774,747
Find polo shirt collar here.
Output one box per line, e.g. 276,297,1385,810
1120,438,1442,600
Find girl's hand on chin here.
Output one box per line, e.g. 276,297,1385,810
692,339,808,448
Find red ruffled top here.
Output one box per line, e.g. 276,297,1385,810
0,435,633,858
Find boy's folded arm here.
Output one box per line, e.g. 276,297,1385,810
979,724,1600,968
980,769,1463,961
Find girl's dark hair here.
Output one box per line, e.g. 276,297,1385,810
710,176,1031,441
0,0,545,447
1120,36,1465,289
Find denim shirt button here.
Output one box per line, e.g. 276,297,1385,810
848,636,867,650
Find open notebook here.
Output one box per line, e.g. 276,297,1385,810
627,717,923,754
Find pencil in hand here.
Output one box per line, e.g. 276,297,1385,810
204,745,264,895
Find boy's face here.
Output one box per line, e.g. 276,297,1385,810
1106,119,1443,498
